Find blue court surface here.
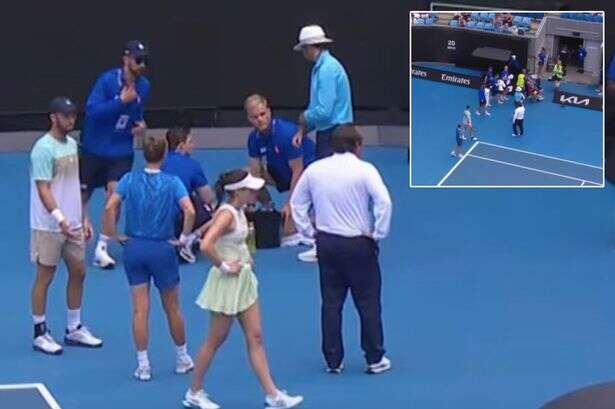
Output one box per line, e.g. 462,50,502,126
439,141,603,187
2,147,615,409
411,65,603,187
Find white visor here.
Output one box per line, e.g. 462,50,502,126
224,173,265,191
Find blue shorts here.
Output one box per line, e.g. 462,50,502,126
456,137,463,147
123,238,179,291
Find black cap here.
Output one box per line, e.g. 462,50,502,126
49,97,77,115
123,40,149,58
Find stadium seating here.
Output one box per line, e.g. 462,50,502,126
560,12,603,23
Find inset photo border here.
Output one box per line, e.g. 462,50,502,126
409,10,605,188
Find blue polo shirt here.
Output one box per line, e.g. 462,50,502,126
161,151,209,194
247,118,316,186
304,50,353,132
81,68,150,157
116,169,187,241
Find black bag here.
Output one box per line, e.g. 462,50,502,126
247,210,281,249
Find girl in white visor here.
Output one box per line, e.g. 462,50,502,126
183,169,303,409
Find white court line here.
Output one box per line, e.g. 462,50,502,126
437,141,479,186
477,141,603,170
467,154,590,184
581,181,586,186
0,383,62,409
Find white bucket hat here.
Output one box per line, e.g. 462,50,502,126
293,25,333,51
224,173,265,191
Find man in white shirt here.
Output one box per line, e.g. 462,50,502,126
512,102,526,137
30,97,103,355
290,124,392,375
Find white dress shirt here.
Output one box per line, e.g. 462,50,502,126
290,152,392,240
513,106,525,121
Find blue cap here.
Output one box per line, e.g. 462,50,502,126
49,97,77,115
123,40,149,58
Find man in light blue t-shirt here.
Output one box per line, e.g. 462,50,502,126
30,97,103,355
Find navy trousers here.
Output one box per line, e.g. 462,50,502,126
316,231,386,368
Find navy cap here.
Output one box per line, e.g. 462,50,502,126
123,40,149,58
49,97,77,115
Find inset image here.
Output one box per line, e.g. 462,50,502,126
410,11,604,187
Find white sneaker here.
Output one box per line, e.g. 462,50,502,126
176,354,194,374
94,243,116,269
325,363,344,374
265,390,304,409
366,356,392,374
297,246,317,263
182,389,220,409
485,111,491,116
475,111,481,116
281,233,315,247
450,151,456,157
134,365,152,381
33,332,63,355
64,325,103,348
179,243,197,263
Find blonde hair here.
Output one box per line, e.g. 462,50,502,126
244,94,269,112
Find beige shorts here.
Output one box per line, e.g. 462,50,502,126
30,229,85,267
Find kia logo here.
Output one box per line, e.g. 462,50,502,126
559,94,590,106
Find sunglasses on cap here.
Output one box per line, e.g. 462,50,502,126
134,56,149,66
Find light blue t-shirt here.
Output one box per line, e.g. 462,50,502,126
116,169,187,240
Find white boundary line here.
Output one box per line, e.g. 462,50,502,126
467,154,590,184
477,141,603,169
0,383,62,409
437,141,479,186
408,10,605,189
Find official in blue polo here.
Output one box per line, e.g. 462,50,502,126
291,25,353,160
245,94,316,250
577,45,587,73
162,126,217,263
80,40,151,269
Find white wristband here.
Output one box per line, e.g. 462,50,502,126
51,208,66,224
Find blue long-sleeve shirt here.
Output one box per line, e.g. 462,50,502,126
304,50,353,132
81,68,150,157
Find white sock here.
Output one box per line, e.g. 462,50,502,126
32,315,46,325
67,308,81,332
98,235,110,248
176,343,188,358
137,350,149,368
267,390,281,400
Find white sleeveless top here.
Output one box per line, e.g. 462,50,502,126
215,204,249,261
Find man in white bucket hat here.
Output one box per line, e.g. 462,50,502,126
291,25,354,263
291,25,353,161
